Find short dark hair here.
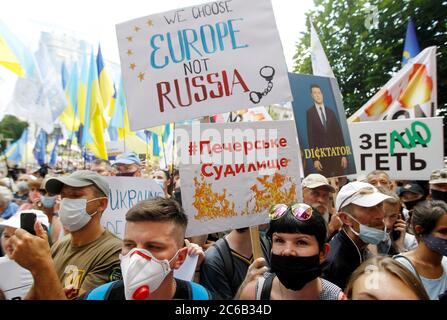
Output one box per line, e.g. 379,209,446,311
126,197,188,241
411,200,447,236
310,83,322,93
266,207,327,251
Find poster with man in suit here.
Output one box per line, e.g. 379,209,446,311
289,73,356,178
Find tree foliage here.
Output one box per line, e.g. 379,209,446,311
293,0,447,117
0,115,28,152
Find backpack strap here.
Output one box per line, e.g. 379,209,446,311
255,273,274,300
85,281,116,300
393,254,423,283
189,281,210,300
213,238,237,293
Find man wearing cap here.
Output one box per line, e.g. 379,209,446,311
8,170,122,299
321,181,391,289
302,174,342,239
396,181,426,222
0,210,49,299
113,152,142,177
429,168,447,203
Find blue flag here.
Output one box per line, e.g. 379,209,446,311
33,129,47,166
152,133,160,156
49,134,61,167
402,17,420,65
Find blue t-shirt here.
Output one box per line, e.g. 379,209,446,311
395,256,447,300
1,202,19,220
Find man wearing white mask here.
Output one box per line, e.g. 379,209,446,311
322,181,391,289
9,197,209,300
8,170,122,299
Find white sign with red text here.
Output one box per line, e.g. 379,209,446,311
177,120,302,237
116,0,292,130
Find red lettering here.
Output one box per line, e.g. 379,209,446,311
192,76,207,102
156,81,175,112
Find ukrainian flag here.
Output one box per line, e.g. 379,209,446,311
83,50,107,159
96,45,114,110
0,21,34,77
59,62,81,133
402,17,421,65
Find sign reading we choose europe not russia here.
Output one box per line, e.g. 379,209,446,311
116,0,292,130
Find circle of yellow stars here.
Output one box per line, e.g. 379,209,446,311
126,19,154,82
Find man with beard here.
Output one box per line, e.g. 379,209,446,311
302,174,342,240
322,181,391,289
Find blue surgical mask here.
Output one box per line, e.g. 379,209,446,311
153,179,165,190
40,195,56,208
347,214,387,245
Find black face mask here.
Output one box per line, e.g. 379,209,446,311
403,197,425,211
116,171,137,177
270,253,322,291
431,190,447,203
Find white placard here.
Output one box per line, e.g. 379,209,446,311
0,257,33,300
348,117,444,180
116,0,292,130
177,120,302,237
101,177,165,239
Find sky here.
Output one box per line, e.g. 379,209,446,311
1,0,315,72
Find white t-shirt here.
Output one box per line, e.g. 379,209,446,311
0,256,33,300
395,255,447,300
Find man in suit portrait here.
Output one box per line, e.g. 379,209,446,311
306,83,348,177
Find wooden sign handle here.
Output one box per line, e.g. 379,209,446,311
249,226,263,260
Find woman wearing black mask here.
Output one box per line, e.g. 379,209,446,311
394,200,447,300
238,203,345,300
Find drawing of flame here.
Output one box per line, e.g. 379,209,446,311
192,176,237,221
398,63,433,109
243,173,297,215
364,89,393,116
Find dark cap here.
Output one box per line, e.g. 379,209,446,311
397,182,425,197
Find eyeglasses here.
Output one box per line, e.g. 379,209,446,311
269,203,313,221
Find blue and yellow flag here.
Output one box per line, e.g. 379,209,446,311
1,128,28,162
83,50,107,159
0,20,34,77
402,17,421,65
96,45,114,110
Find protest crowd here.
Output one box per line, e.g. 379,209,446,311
0,0,446,303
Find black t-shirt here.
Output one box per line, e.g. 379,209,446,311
199,236,271,300
81,278,205,300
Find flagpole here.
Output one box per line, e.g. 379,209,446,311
161,136,167,169
171,123,176,174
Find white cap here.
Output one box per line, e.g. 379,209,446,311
301,174,335,192
0,210,49,229
336,181,391,212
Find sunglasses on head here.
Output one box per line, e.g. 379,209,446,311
269,203,313,221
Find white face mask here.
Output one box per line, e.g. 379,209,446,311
120,248,179,300
58,198,102,232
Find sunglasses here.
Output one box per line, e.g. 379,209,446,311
269,203,313,221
